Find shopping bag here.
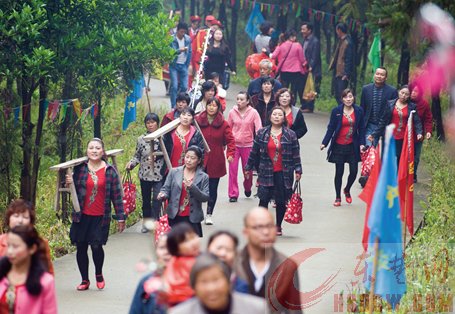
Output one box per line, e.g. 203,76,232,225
122,170,136,215
154,204,171,244
302,73,317,101
361,146,377,177
284,181,303,224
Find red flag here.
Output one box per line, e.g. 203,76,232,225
398,113,415,237
359,146,381,251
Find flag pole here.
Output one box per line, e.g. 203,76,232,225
403,180,408,251
369,236,379,313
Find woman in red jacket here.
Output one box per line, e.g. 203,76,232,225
410,85,433,182
195,97,235,225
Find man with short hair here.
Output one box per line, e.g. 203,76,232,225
300,21,322,113
329,22,354,104
234,207,303,313
361,67,398,146
247,59,282,97
169,22,192,109
161,92,190,127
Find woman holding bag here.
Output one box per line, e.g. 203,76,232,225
126,113,165,231
271,29,307,107
157,146,209,237
245,107,302,236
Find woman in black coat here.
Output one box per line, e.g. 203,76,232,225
275,88,308,139
321,89,365,206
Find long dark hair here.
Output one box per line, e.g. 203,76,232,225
0,225,46,295
208,29,230,54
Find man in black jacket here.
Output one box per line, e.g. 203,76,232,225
329,23,354,105
300,22,322,113
360,67,398,146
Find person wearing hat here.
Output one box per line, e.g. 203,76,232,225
191,15,217,83
189,15,201,41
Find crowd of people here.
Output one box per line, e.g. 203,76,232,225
0,12,434,314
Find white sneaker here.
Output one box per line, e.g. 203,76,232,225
205,214,213,225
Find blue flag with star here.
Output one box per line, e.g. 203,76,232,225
122,77,145,131
245,4,265,41
365,125,406,308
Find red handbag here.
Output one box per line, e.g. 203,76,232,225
122,170,136,215
155,203,171,244
361,146,377,177
284,181,303,224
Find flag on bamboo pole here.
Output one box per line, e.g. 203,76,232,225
122,77,145,130
398,112,415,237
245,3,264,41
359,146,381,251
368,32,381,79
365,124,406,309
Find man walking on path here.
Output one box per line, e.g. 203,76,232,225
361,67,398,146
301,21,322,113
234,207,303,314
170,22,192,108
329,23,354,105
247,59,282,97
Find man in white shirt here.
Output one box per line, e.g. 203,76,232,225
170,22,192,108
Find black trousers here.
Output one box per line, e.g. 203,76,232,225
280,72,306,106
207,178,220,215
140,179,163,220
257,172,291,227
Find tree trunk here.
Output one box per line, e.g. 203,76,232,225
58,72,73,221
431,93,445,141
350,30,359,94
397,40,410,86
360,30,369,85
94,93,102,138
1,78,15,202
19,76,35,201
180,0,186,20
229,1,238,72
323,22,332,65
31,77,47,205
190,0,195,16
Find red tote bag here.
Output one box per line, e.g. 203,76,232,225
284,181,303,224
122,170,137,215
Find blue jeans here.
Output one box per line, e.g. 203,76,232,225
169,63,188,108
365,123,379,147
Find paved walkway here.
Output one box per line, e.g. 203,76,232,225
55,79,369,313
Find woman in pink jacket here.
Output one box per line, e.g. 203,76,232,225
227,91,262,202
272,29,307,107
0,225,57,314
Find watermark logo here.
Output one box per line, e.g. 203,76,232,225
267,248,340,311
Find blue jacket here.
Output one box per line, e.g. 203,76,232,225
322,104,366,162
247,77,282,97
360,83,398,127
170,34,192,67
129,274,166,314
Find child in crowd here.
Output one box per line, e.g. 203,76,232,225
227,91,262,202
161,222,200,308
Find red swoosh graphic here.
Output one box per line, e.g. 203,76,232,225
267,248,341,311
